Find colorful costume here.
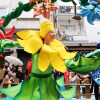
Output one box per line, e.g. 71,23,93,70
0,21,100,100
0,21,76,100
0,0,100,99
66,49,100,74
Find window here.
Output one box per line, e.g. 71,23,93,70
0,7,8,16
60,25,76,36
97,32,100,35
57,25,81,41
59,6,72,14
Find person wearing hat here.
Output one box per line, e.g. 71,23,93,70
1,19,100,100
1,21,100,100
0,21,77,100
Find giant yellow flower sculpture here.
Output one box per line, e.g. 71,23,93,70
17,21,77,73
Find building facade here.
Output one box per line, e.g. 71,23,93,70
56,1,100,43
0,0,54,69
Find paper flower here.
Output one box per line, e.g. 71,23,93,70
33,3,58,19
0,26,15,40
0,19,5,28
29,0,51,3
77,0,100,25
66,49,100,74
89,0,100,5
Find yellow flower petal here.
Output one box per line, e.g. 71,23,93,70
17,30,32,40
65,52,77,59
17,35,43,54
28,36,43,54
17,30,43,54
51,50,66,73
50,39,64,47
38,45,51,72
17,38,28,47
31,31,42,41
50,39,76,60
55,46,77,60
17,30,41,40
24,45,34,54
17,38,34,54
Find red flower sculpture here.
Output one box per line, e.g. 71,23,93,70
29,0,51,3
0,19,15,40
0,19,5,28
33,3,58,19
0,26,15,40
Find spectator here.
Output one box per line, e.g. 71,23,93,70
8,64,13,72
90,79,99,100
80,73,91,83
64,68,69,84
16,66,25,82
90,42,100,100
56,71,64,80
90,40,100,100
0,61,9,84
9,65,18,82
5,75,11,87
69,72,80,84
1,63,5,69
3,61,9,78
52,67,55,75
80,73,91,94
4,61,9,69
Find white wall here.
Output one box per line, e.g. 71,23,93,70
57,0,79,6
56,0,100,43
84,18,100,43
0,0,54,31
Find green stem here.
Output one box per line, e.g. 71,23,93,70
79,0,89,6
0,1,42,34
1,2,36,28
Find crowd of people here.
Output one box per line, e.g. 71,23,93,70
1,61,25,83
52,68,91,84
1,60,92,85
52,67,100,100
0,59,99,100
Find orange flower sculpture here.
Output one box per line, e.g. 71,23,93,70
33,3,58,19
29,0,51,3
